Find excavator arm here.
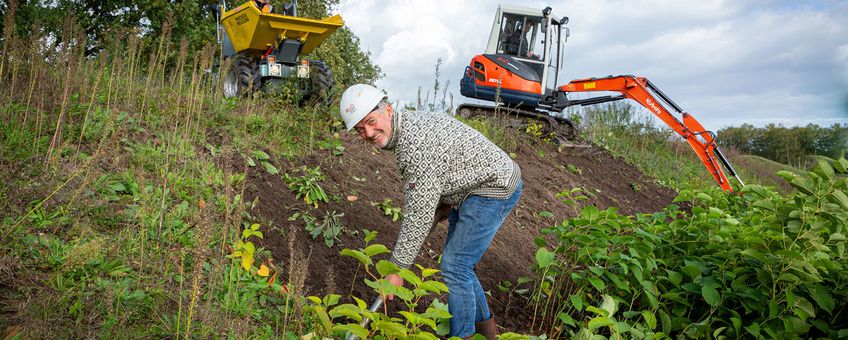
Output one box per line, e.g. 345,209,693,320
557,75,744,192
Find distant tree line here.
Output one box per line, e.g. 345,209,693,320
717,123,848,167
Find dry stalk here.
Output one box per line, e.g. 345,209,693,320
184,199,213,339
156,16,173,87
140,43,157,118
125,30,140,111
174,37,189,91
0,0,17,81
45,20,81,166
183,51,201,143
74,54,109,163
23,20,42,126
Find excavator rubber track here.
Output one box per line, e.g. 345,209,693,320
455,103,578,142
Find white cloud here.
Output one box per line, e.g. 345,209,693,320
337,0,848,128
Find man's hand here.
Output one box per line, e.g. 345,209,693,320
385,274,404,301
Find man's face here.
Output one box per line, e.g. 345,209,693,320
353,105,393,148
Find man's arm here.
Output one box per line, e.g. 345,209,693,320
388,174,442,268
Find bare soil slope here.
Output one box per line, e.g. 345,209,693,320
245,133,676,333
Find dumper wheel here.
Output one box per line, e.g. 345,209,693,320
300,60,333,106
223,55,260,98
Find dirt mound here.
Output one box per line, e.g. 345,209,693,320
245,133,676,334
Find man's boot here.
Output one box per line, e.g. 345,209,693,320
475,316,499,340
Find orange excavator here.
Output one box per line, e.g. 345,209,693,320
458,5,744,192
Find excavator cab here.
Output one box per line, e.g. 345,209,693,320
461,5,568,107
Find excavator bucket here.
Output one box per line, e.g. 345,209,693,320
221,2,343,56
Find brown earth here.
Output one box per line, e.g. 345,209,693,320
244,132,676,334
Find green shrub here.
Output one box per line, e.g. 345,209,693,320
531,158,848,338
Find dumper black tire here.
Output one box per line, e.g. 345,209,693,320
223,55,260,98
300,60,333,106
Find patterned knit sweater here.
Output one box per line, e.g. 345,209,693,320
383,109,521,268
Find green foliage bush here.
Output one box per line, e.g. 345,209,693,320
532,158,848,338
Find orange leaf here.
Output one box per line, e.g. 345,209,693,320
268,272,277,285
257,265,270,277
198,200,206,209
282,283,290,293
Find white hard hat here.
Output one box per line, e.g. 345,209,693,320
339,84,385,131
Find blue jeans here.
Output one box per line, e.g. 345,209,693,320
442,180,522,337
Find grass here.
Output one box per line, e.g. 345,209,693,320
571,101,805,194
0,14,340,338
573,102,717,191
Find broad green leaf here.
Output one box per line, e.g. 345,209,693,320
109,182,126,192
397,269,423,287
794,297,816,320
570,294,584,311
364,244,391,257
352,296,367,310
702,285,720,306
835,157,848,173
808,285,835,314
745,323,761,337
776,170,797,181
306,296,322,304
585,305,609,318
666,270,683,286
395,286,414,301
311,305,333,334
588,316,614,330
399,311,421,325
641,311,657,330
250,150,271,160
537,211,555,218
600,294,618,316
323,294,341,306
769,299,779,318
422,307,452,319
333,324,369,339
340,249,372,266
829,233,846,242
420,268,440,278
813,161,834,179
376,260,400,277
409,331,439,340
681,264,702,280
784,317,811,335
329,304,363,322
533,237,547,248
587,277,606,291
696,193,713,202
741,248,767,263
419,280,449,294
659,310,672,335
779,273,800,283
261,161,279,174
373,320,408,337
831,190,848,210
790,177,816,196
558,312,576,326
752,199,774,210
535,248,555,268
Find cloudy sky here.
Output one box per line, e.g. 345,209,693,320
335,0,848,130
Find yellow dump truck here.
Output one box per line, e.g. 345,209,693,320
217,1,343,102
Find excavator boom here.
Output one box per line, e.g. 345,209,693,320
558,75,744,192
